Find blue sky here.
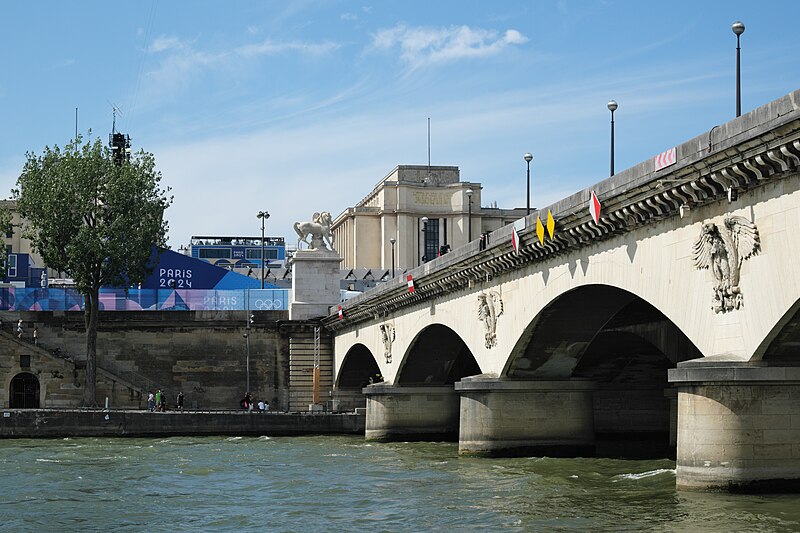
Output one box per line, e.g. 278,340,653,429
2,1,799,248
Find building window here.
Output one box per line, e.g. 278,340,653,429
5,225,12,238
20,354,30,368
6,254,16,277
424,219,439,262
198,248,231,259
246,248,279,260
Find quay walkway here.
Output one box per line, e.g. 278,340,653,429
0,408,365,439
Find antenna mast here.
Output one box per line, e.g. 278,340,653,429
427,117,431,180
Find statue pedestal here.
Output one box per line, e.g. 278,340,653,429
289,249,341,321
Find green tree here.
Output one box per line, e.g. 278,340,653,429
0,203,11,270
13,136,172,406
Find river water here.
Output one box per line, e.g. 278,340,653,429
1,435,799,532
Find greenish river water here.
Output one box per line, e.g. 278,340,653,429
1,435,799,532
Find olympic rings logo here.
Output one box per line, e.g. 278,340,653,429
252,298,284,310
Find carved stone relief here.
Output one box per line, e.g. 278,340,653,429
379,323,395,364
477,291,504,349
691,215,760,313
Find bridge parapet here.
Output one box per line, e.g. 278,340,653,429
325,89,800,331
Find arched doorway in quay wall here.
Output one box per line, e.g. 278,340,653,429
503,285,702,459
10,372,40,409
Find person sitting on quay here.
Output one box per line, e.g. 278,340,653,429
257,399,266,411
239,392,252,411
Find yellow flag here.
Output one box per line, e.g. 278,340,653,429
536,216,545,245
546,210,556,239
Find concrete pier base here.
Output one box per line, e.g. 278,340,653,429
669,362,800,492
363,384,459,441
455,376,596,457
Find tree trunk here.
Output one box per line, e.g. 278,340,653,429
82,288,99,407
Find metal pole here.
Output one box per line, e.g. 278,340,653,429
732,21,745,118
260,217,265,289
610,110,615,176
736,34,742,117
526,161,531,215
390,240,396,278
245,319,250,394
468,198,472,241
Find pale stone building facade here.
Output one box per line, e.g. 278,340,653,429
331,165,528,271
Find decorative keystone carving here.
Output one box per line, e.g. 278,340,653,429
379,323,395,364
692,215,760,313
477,291,503,348
294,211,334,250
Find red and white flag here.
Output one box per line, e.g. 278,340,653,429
511,226,520,255
406,274,415,293
338,305,344,320
589,190,601,224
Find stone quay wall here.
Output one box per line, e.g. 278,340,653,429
0,310,293,411
0,409,365,438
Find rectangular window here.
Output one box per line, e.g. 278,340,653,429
424,219,439,261
246,248,278,260
198,248,231,259
20,354,30,368
7,254,17,277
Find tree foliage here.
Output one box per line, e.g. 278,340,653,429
13,135,172,406
0,203,11,270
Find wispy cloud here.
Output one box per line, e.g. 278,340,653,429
235,39,340,57
370,24,527,69
142,34,341,99
341,12,358,21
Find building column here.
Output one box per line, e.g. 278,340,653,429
455,376,596,457
363,384,459,441
669,361,800,492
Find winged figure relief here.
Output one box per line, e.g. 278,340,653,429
691,216,760,313
379,323,395,364
477,291,504,349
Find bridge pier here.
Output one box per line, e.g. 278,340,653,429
362,384,459,441
455,376,596,457
669,362,800,492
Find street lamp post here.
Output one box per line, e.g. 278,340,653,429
466,189,473,241
608,100,618,176
421,217,428,264
389,237,396,278
524,153,533,216
257,211,270,289
732,21,745,117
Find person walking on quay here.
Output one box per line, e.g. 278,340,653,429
154,389,162,412
32,327,39,346
16,319,23,338
176,391,184,412
147,391,155,412
160,390,167,412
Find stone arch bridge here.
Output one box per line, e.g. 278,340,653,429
323,90,800,491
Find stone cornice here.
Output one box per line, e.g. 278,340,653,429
324,90,800,332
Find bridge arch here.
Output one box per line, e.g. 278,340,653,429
501,284,703,457
396,324,480,386
504,284,701,379
755,297,800,362
334,343,380,411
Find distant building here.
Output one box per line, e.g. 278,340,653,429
330,165,528,271
1,200,53,288
188,235,287,270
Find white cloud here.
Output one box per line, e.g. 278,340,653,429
148,35,186,53
370,23,528,69
235,39,340,57
341,12,357,21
